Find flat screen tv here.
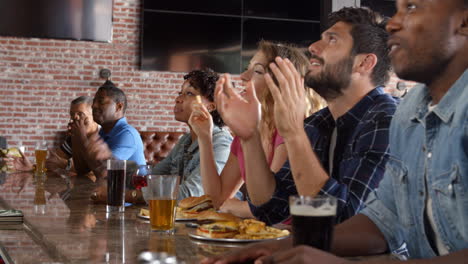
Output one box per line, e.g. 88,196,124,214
0,0,113,42
141,0,322,74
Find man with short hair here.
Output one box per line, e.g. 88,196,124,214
215,7,398,225
205,0,468,263
63,96,99,174
6,96,99,174
77,80,146,178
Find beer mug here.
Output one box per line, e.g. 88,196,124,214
289,195,337,251
106,160,127,213
35,141,48,175
146,175,179,233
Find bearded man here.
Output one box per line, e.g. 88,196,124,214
214,7,399,225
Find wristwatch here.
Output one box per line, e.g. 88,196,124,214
131,190,138,202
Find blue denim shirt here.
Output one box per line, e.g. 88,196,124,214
152,126,233,200
99,117,146,165
361,70,468,258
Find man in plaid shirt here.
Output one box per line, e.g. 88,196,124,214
215,7,399,225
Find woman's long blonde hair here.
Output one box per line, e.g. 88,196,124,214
257,40,326,148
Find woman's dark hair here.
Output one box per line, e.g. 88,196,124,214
328,7,391,87
183,69,224,127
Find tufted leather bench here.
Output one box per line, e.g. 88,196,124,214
54,131,185,165
140,131,185,165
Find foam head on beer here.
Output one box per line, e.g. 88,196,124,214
290,204,336,216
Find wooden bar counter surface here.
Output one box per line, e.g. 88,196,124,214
0,171,393,263
0,171,245,263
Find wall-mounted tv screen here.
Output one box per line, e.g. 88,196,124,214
361,0,396,18
0,0,113,42
141,0,322,74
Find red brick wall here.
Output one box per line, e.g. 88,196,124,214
0,0,417,156
0,0,189,155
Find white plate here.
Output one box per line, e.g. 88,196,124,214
188,231,290,243
136,213,196,222
137,213,150,220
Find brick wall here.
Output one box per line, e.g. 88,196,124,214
0,0,416,156
0,0,189,155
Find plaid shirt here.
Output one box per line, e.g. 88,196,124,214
248,87,399,225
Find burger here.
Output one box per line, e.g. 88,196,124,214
196,211,241,239
177,195,214,218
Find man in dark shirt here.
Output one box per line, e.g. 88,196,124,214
215,7,398,224
62,96,100,173
5,96,99,175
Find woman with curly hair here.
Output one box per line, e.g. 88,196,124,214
190,40,325,217
147,69,233,200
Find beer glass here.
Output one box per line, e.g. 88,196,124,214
106,160,127,213
35,141,48,175
289,195,337,250
146,175,179,233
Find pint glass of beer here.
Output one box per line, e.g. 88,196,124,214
35,141,48,175
146,175,179,233
106,159,127,213
289,195,337,251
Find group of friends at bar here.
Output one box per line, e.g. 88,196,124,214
5,0,467,262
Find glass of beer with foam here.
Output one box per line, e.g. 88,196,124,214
146,175,180,233
290,195,337,251
35,141,48,176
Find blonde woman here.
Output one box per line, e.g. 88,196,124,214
190,40,325,218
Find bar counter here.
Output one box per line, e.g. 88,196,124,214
0,171,395,263
0,171,243,263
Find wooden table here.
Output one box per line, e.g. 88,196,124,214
0,171,245,263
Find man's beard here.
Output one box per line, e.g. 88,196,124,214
305,55,354,101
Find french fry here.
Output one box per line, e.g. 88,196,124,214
195,95,202,104
235,219,290,239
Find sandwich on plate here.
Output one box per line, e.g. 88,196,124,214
177,195,214,219
196,211,241,239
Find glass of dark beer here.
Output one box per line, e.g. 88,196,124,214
106,159,127,213
290,195,337,251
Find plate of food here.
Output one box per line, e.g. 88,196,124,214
188,211,290,243
137,208,150,220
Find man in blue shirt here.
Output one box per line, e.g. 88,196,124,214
204,0,468,263
77,80,146,178
215,7,398,225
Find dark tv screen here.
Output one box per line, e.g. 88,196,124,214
243,0,321,21
143,0,242,15
361,0,396,18
0,0,113,42
141,0,321,74
142,11,241,73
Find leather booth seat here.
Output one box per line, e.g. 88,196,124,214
54,131,185,165
140,131,185,165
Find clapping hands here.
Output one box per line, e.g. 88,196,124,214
265,57,307,139
215,74,261,140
